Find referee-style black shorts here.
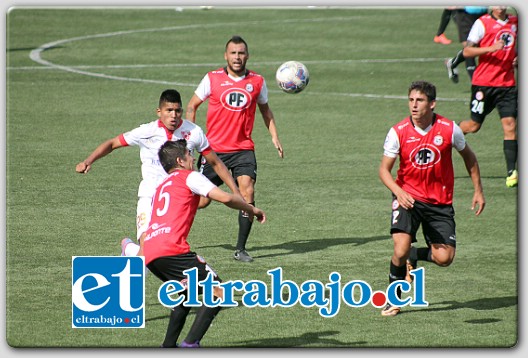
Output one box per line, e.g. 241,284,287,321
147,252,221,291
200,150,257,186
470,85,518,124
390,197,457,248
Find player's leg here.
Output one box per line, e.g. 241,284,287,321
382,198,418,317
231,151,258,262
422,203,457,267
497,87,518,187
433,9,453,44
181,255,223,348
234,174,255,262
122,197,151,256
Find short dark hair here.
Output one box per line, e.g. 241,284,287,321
408,81,436,101
225,35,249,53
159,89,182,107
158,139,188,174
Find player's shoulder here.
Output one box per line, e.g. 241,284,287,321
247,69,264,79
209,67,226,76
393,117,411,131
180,119,205,133
435,114,455,127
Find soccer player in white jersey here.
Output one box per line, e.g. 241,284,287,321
76,89,241,255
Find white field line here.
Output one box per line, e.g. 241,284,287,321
20,18,466,102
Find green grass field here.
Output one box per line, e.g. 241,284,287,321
5,6,519,348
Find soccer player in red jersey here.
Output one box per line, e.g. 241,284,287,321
186,35,284,262
457,6,518,187
379,81,485,317
142,139,265,348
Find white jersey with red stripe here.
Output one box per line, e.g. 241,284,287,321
143,169,216,265
383,115,466,205
119,119,212,198
468,14,518,87
194,67,268,153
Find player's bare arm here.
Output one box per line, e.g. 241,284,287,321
458,145,486,216
379,155,415,209
207,187,266,223
463,40,504,58
185,94,204,123
202,151,242,198
76,136,123,174
258,102,284,158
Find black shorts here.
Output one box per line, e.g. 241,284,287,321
390,197,456,247
470,86,518,124
200,150,257,186
453,10,483,42
147,252,221,293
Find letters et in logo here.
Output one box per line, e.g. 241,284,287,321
72,256,145,328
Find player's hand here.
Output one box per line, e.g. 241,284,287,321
490,40,505,52
251,207,266,224
273,138,284,158
395,190,415,210
76,161,91,174
472,191,486,216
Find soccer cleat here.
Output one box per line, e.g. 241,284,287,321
234,249,253,262
445,58,459,83
434,34,452,45
405,259,417,283
180,341,200,348
381,303,401,317
121,237,134,256
506,169,518,188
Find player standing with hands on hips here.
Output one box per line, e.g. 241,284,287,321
457,6,518,187
142,139,266,348
186,35,284,262
379,81,485,317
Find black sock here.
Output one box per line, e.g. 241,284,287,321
162,305,191,348
465,57,476,79
451,49,465,69
236,202,254,251
504,140,518,175
436,9,453,36
184,306,222,344
417,247,432,262
389,261,407,299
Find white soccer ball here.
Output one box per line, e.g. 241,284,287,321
275,61,310,94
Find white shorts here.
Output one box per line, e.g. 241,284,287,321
136,196,152,241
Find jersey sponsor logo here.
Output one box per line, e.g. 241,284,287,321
220,88,253,112
72,256,145,328
496,30,515,48
409,144,441,169
179,130,191,140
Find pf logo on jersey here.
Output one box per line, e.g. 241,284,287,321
221,88,252,112
409,144,441,169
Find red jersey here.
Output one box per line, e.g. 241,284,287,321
470,14,518,87
391,115,456,205
143,170,216,265
203,68,265,153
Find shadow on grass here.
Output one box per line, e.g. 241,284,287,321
230,330,366,347
197,235,388,259
402,295,517,315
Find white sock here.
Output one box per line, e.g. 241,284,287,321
124,242,140,256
